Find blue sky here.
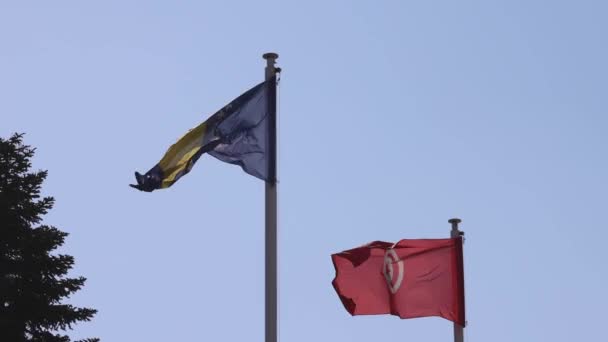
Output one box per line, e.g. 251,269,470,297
1,1,607,341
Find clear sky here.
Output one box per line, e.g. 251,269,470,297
1,1,607,341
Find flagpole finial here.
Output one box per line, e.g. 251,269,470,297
263,53,279,79
449,218,464,237
263,52,279,60
448,218,461,225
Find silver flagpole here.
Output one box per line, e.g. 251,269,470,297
449,218,465,342
263,52,279,342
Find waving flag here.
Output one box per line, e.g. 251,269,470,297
131,78,273,192
331,237,465,325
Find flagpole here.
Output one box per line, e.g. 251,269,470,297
449,218,465,342
263,52,279,342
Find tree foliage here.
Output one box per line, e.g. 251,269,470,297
0,133,98,342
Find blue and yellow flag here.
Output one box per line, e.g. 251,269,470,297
130,79,272,192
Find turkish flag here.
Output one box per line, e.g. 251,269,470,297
331,237,465,326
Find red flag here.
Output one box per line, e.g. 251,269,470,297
331,237,465,326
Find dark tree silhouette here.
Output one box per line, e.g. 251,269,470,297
0,133,98,342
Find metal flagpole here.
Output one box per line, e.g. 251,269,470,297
263,52,279,342
449,218,464,342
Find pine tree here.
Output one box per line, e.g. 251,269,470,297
0,133,99,342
